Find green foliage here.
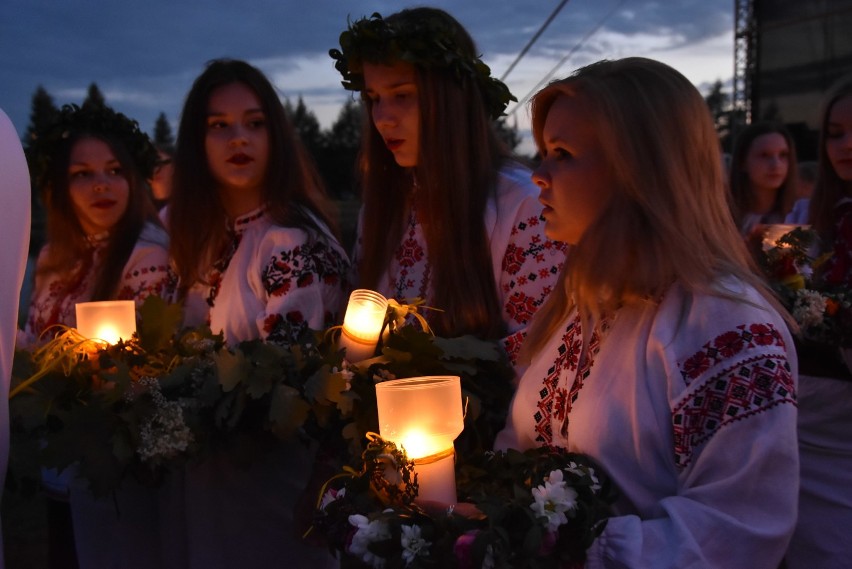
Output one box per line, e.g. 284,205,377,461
314,439,614,568
9,296,514,498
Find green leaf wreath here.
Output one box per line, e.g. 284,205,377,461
8,295,515,498
311,435,615,568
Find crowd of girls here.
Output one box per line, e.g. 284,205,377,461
13,4,852,568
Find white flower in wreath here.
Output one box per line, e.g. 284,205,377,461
400,524,431,565
348,514,391,568
319,487,346,511
530,469,578,532
566,461,602,492
793,289,828,329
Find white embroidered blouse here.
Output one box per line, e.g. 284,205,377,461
182,206,350,345
353,164,566,364
23,223,173,342
496,277,799,568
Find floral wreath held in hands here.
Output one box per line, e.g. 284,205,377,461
329,11,517,120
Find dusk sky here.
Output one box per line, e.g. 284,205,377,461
1,0,734,153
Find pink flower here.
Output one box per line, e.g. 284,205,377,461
453,530,479,569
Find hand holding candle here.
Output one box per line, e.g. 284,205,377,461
339,289,389,362
75,300,137,345
375,375,464,505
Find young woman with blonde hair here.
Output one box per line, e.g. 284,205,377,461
496,57,798,568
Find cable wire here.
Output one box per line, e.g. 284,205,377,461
499,0,571,82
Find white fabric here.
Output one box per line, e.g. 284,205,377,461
0,107,31,569
22,222,172,343
353,163,566,367
785,198,811,224
176,206,350,569
496,278,799,568
183,206,350,346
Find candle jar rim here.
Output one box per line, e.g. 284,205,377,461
75,300,136,309
374,375,460,392
347,289,389,307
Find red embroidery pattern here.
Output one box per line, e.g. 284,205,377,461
503,329,526,366
680,323,786,385
500,214,565,327
206,231,243,308
533,317,581,444
389,208,429,300
261,239,349,345
672,323,795,469
533,316,609,444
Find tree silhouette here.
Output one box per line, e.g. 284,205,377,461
23,85,60,255
23,85,58,150
152,112,175,153
82,82,106,110
321,98,364,198
285,96,324,159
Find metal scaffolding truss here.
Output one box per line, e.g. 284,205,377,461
733,0,756,125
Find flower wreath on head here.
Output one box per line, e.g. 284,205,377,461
329,11,517,120
27,103,159,191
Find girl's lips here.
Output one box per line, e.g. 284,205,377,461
227,153,253,165
385,139,403,151
91,199,116,209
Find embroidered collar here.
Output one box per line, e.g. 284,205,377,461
229,206,267,235
86,231,109,246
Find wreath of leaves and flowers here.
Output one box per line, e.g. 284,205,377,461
329,11,516,120
311,434,614,569
758,226,852,348
8,296,515,498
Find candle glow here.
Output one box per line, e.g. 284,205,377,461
339,289,388,361
75,300,137,345
375,376,464,504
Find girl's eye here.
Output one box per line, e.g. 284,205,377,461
551,147,571,160
70,170,91,179
108,167,124,176
248,118,266,129
208,120,227,130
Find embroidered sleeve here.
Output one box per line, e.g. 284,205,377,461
498,202,566,365
587,321,798,569
115,244,175,306
672,322,796,468
259,238,350,345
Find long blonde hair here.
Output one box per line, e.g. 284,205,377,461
522,57,789,358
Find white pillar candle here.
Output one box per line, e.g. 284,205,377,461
374,376,464,505
339,289,388,362
75,300,137,345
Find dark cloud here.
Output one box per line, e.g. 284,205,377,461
0,0,732,139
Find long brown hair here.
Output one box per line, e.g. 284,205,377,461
169,58,338,292
809,73,852,241
38,130,159,301
728,121,799,228
354,7,512,339
522,58,791,358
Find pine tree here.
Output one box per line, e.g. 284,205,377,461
23,85,59,150
152,112,175,153
82,82,106,110
289,96,324,158
23,85,60,255
321,99,364,198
